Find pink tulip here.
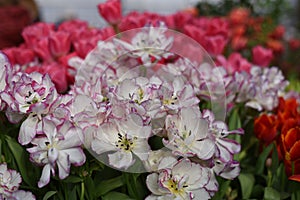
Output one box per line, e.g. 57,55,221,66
3,47,36,65
22,22,55,47
97,0,122,25
172,12,193,31
183,24,205,44
216,53,252,74
252,45,273,67
49,31,71,58
118,12,146,31
203,35,228,56
33,38,53,62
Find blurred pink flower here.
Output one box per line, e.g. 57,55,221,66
216,53,252,74
21,22,55,48
203,35,227,56
97,0,122,25
172,12,193,31
33,38,53,62
269,25,285,39
252,45,273,67
118,12,146,32
2,46,36,65
231,36,248,50
288,38,300,50
49,31,71,58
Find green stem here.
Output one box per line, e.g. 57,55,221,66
267,169,272,187
80,181,85,200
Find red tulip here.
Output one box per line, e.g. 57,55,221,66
100,27,116,40
97,0,122,25
206,18,230,38
203,35,228,56
252,45,273,67
2,47,36,65
183,24,205,44
280,126,300,179
288,38,300,50
269,25,285,39
216,53,252,74
172,12,193,31
33,38,53,62
289,174,300,182
118,12,146,31
231,36,248,50
229,7,250,25
21,22,55,48
49,31,71,58
277,97,299,130
254,114,278,145
267,39,284,54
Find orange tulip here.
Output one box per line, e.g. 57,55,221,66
267,39,284,54
280,126,300,180
254,114,278,145
229,7,250,25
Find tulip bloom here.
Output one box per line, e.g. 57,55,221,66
254,114,278,145
252,45,273,67
280,125,300,181
97,0,122,25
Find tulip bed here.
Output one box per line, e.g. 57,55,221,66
0,0,299,199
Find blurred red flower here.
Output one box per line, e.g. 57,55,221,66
97,0,122,25
267,39,284,54
252,45,273,67
229,7,250,25
216,52,252,74
289,38,300,50
269,25,285,40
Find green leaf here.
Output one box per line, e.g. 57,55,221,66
43,191,57,200
102,192,135,200
252,185,265,199
255,144,273,175
69,185,79,200
95,176,124,197
62,175,83,183
264,187,280,200
5,135,39,186
123,173,148,200
84,176,95,200
238,173,255,199
271,144,279,175
228,108,242,130
292,190,300,200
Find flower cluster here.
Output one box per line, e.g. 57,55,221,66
2,20,115,93
1,22,244,198
254,97,300,182
0,0,297,199
67,24,244,199
0,163,35,199
0,52,86,188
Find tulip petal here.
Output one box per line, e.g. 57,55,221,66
289,175,300,182
38,164,51,188
289,140,300,161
